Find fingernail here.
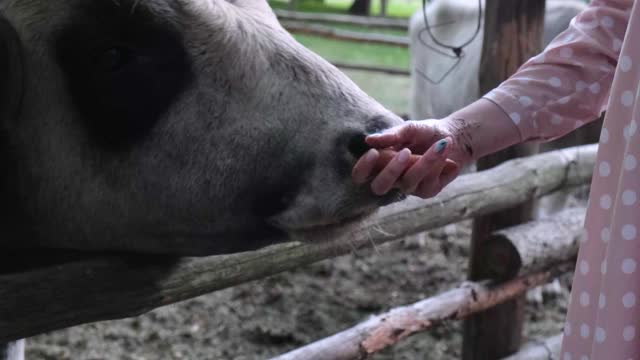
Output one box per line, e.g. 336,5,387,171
436,139,448,154
397,148,411,163
365,149,378,161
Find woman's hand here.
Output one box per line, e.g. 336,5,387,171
352,119,469,199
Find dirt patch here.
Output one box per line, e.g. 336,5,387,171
27,213,575,360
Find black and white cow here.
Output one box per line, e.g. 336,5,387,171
0,0,409,357
0,0,404,258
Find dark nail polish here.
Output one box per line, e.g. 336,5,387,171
436,139,448,154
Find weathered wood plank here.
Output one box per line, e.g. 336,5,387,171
333,62,410,76
465,1,547,358
480,207,585,281
274,9,409,30
273,265,573,360
281,21,409,47
0,145,596,342
502,334,563,360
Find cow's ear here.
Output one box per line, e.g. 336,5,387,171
0,15,23,122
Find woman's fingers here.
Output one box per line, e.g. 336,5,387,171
418,160,460,197
370,148,412,195
366,123,420,149
400,138,451,194
440,160,460,188
352,149,380,184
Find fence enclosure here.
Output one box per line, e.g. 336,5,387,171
0,145,596,359
0,5,595,359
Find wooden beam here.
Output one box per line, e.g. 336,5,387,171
281,21,409,47
465,1,547,359
273,9,409,30
501,334,563,360
0,145,596,342
480,207,585,281
273,265,573,360
332,62,410,76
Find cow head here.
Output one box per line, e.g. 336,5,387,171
0,0,403,255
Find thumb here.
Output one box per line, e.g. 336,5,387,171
365,123,419,149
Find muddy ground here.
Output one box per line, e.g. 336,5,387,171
27,194,581,360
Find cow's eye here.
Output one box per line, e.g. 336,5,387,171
96,47,132,73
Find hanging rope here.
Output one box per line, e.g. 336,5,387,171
415,0,483,84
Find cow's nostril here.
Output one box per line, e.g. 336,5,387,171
347,133,370,158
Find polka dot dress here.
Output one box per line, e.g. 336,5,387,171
484,0,640,357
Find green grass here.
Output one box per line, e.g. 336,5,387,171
327,23,407,36
269,0,422,18
343,69,410,114
268,0,416,113
293,34,410,69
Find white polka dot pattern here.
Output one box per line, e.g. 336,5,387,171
600,128,609,143
601,227,611,243
476,2,640,358
621,225,637,240
519,96,533,107
624,154,637,171
581,292,591,307
622,190,637,205
622,292,636,308
621,56,633,72
624,121,637,140
623,326,635,341
613,38,623,52
549,77,563,87
601,16,614,28
621,259,636,274
600,194,612,209
580,260,590,275
510,112,521,125
622,91,634,107
599,162,611,177
595,327,606,343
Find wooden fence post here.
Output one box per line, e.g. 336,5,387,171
463,1,546,359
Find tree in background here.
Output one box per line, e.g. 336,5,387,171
348,0,371,15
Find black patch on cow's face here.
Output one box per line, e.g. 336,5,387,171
251,154,316,219
54,0,193,150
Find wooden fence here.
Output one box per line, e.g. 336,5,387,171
275,10,412,76
1,144,596,359
280,20,410,47
274,10,410,30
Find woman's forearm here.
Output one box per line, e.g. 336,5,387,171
443,99,522,166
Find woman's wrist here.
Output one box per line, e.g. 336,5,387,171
441,99,523,165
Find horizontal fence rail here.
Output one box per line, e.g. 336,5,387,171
272,207,584,359
274,264,574,360
274,10,410,30
281,20,410,47
502,333,563,360
0,144,597,342
332,62,411,76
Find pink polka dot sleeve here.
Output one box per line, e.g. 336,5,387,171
483,0,633,142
